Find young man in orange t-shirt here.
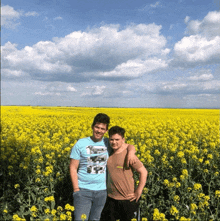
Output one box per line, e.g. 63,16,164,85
101,126,148,221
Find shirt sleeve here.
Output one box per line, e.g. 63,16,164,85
70,141,81,160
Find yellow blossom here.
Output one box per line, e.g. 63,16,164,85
65,204,75,211
163,179,169,186
14,184,20,189
193,183,202,191
35,178,41,182
176,182,181,188
44,208,50,214
44,196,55,202
51,209,57,215
30,205,38,212
60,214,67,220
170,205,179,216
190,203,198,211
215,190,220,198
81,214,87,220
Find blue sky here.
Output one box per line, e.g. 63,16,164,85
1,0,220,108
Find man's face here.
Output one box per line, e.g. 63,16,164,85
92,123,108,142
109,133,124,151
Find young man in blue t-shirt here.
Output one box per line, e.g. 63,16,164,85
69,113,136,221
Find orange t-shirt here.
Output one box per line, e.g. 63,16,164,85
107,148,143,200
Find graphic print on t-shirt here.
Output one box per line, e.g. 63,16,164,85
86,145,107,174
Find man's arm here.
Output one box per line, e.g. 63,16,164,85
69,159,80,192
126,144,136,168
129,166,148,202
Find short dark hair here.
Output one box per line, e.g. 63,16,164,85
108,126,125,138
92,113,110,129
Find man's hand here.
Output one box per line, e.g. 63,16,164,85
126,144,137,168
127,189,142,202
73,188,80,193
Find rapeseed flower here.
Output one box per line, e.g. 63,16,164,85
193,183,202,191
30,206,38,212
65,204,74,211
81,214,87,220
215,190,220,198
44,196,55,202
170,205,179,217
14,184,20,189
44,208,50,214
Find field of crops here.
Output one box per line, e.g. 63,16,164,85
1,106,219,221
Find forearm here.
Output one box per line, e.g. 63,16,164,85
126,144,137,167
69,161,80,191
136,170,148,192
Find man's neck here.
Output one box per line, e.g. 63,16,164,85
90,136,102,142
113,144,127,154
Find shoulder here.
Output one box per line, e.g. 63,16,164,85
76,137,90,144
73,137,90,149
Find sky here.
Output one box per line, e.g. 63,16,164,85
1,0,220,108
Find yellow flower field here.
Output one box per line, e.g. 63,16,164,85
1,106,219,220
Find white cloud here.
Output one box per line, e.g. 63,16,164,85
172,11,220,67
173,35,220,64
202,80,220,91
183,94,219,107
1,5,38,29
92,86,106,95
99,58,168,79
155,76,220,95
1,68,28,78
2,23,169,82
45,82,77,92
161,83,187,91
54,16,63,20
185,11,220,37
150,1,161,8
66,85,77,92
25,11,39,17
81,85,106,96
1,5,21,29
140,1,162,11
35,92,61,96
184,16,190,24
188,73,214,81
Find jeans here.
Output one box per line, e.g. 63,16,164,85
73,188,107,221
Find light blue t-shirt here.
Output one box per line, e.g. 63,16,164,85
70,137,111,191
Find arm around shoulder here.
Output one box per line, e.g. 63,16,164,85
127,144,136,153
126,144,137,167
